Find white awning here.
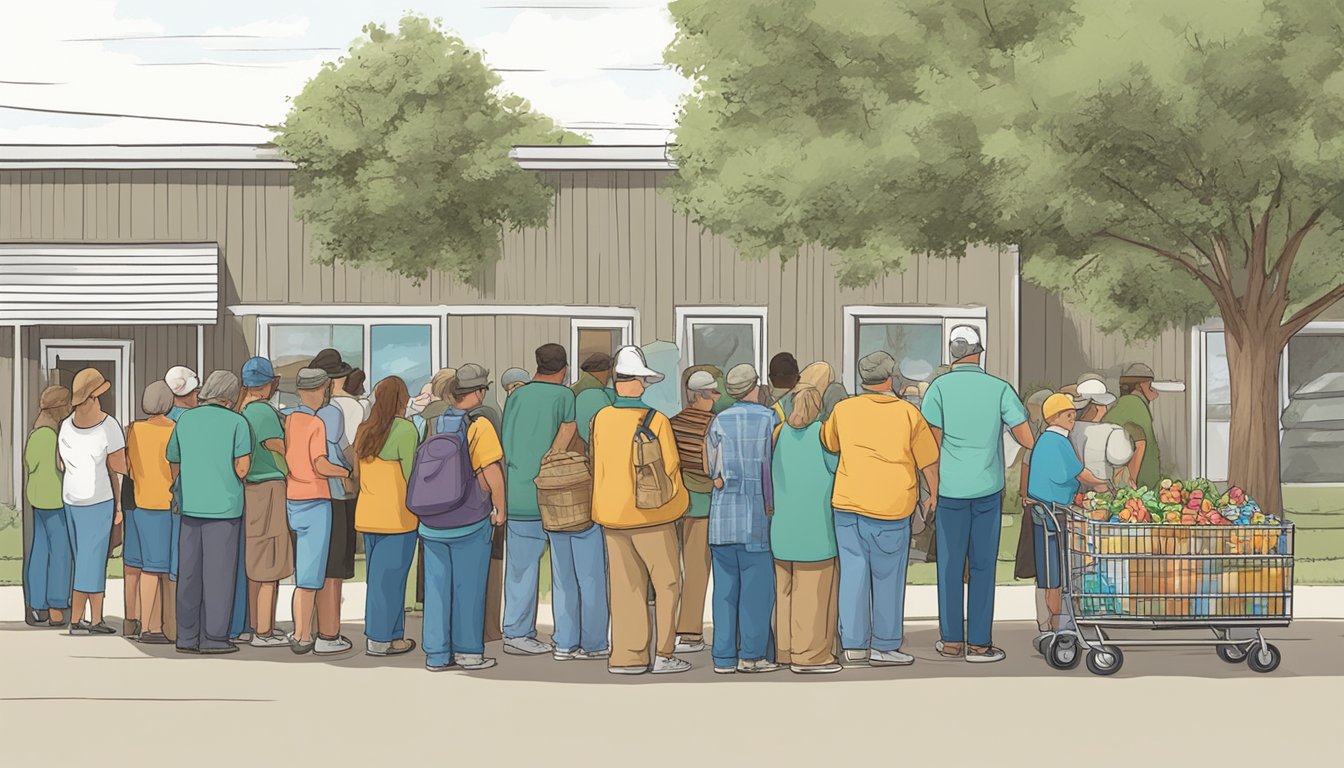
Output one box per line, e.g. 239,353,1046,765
0,243,219,324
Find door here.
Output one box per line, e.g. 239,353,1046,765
41,340,133,425
570,318,634,381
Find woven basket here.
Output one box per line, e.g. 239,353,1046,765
535,451,593,532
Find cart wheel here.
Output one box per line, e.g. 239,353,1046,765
1216,644,1249,664
1046,636,1081,670
1086,646,1124,676
1247,643,1281,674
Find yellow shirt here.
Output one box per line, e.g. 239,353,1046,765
127,417,175,510
589,403,688,529
821,393,938,520
467,419,504,471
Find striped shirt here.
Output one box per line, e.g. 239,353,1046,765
669,407,715,481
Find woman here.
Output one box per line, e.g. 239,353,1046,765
58,368,128,635
24,386,73,628
354,376,420,657
796,361,849,422
769,387,842,674
124,382,177,643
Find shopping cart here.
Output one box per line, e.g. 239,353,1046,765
1027,500,1294,676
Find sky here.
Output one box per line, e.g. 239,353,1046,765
0,0,687,145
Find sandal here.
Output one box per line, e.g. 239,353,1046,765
935,640,964,658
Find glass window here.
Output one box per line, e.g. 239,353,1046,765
1283,333,1344,483
856,321,942,392
269,324,363,407
1203,331,1231,483
371,324,432,399
690,322,756,371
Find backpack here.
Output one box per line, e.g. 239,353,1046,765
633,409,676,509
405,409,492,530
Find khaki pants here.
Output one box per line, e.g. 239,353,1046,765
484,557,504,642
774,559,839,667
675,517,710,637
604,523,682,668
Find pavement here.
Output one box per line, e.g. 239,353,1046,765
3,584,1341,766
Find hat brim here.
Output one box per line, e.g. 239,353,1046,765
322,364,355,378
617,364,664,383
1089,392,1117,405
73,380,112,406
1151,381,1186,393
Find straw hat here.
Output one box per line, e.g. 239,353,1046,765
71,368,111,407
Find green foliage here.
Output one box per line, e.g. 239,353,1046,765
274,15,584,283
667,0,1344,339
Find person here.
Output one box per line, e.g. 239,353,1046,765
124,381,177,644
771,387,841,674
1027,394,1110,633
419,367,459,436
455,364,504,437
823,352,938,667
23,386,72,628
589,345,692,675
668,367,721,653
162,364,200,641
900,385,923,409
921,326,1033,663
419,369,508,673
309,348,362,655
1104,363,1185,490
1071,377,1135,487
165,365,200,420
238,356,295,647
767,352,800,421
501,367,531,397
796,361,849,422
499,343,579,656
407,382,435,436
284,368,352,655
705,364,781,674
1014,388,1055,647
58,368,127,636
574,357,616,448
167,371,252,655
345,369,370,412
353,376,419,657
572,352,613,395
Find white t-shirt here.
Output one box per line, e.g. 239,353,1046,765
1069,421,1134,482
58,414,126,506
332,396,366,449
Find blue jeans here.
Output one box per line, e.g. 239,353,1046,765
834,511,911,652
936,492,1002,647
503,520,548,640
364,532,417,642
229,526,251,639
25,507,72,610
422,524,492,667
123,507,142,569
547,524,609,653
710,544,775,667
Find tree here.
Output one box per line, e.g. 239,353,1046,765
274,15,583,283
666,0,1344,511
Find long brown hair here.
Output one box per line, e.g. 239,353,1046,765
355,376,409,461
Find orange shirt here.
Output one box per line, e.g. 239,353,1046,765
127,417,175,510
284,409,331,501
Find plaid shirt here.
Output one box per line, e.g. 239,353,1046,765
706,402,779,551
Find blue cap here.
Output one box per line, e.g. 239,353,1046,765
241,356,277,388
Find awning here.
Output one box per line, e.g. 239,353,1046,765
0,243,219,324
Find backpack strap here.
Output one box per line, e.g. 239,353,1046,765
636,409,658,442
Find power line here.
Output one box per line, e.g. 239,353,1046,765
63,34,269,42
0,103,267,128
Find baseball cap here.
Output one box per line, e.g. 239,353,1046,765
948,325,984,359
240,356,277,388
858,351,896,385
296,368,330,391
686,371,719,391
725,364,759,397
452,363,491,395
164,365,200,397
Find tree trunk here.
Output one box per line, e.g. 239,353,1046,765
1224,331,1286,515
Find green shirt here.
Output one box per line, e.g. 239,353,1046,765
1104,393,1159,488
770,422,839,561
576,387,615,443
571,371,607,395
686,490,711,519
501,381,576,519
24,426,63,510
921,363,1029,500
242,401,287,483
166,403,253,519
379,418,421,481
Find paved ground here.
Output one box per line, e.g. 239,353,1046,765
2,614,1339,766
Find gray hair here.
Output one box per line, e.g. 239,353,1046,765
141,380,175,416
199,370,241,405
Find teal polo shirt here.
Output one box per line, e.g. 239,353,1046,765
165,403,253,519
921,363,1029,500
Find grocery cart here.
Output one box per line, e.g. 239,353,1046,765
1028,500,1294,676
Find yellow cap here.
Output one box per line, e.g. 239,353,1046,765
1042,393,1077,422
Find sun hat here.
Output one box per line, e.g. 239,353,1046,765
71,368,112,407
452,363,491,395
309,348,353,378
948,325,985,360
164,365,199,397
687,370,719,392
240,356,277,388
1042,393,1077,422
40,385,72,413
612,345,664,384
858,351,897,386
1077,377,1116,406
725,364,760,398
296,368,330,391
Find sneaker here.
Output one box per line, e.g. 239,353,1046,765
791,663,843,675
869,649,915,667
651,655,692,675
425,662,458,673
737,659,782,674
366,638,417,657
199,644,240,655
456,654,497,671
608,665,647,675
840,649,870,668
553,648,581,661
966,645,1006,664
231,632,253,644
250,632,291,649
713,665,737,675
675,636,706,654
137,631,172,645
576,649,610,661
314,634,353,655
68,621,92,636
935,640,964,659
81,621,116,636
503,636,553,656
288,635,315,655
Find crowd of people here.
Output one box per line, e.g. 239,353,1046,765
19,324,1172,675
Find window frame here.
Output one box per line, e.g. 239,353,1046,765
675,306,768,377
569,315,636,383
842,305,989,394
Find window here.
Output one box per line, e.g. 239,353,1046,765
1283,329,1344,483
676,308,766,374
1199,331,1232,483
569,317,635,381
370,324,433,398
269,324,363,407
843,307,989,394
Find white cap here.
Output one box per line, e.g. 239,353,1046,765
164,365,200,397
1076,377,1116,405
613,345,664,384
686,371,718,391
948,325,984,359
949,325,982,346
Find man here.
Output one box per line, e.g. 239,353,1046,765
590,345,692,675
668,368,721,653
1015,388,1055,644
165,365,200,420
1104,363,1185,490
283,368,352,654
308,348,361,655
166,371,252,655
823,351,938,668
705,364,781,674
161,365,200,642
238,356,294,647
450,363,509,643
574,356,616,447
1071,376,1135,487
572,352,613,396
500,343,579,655
921,326,1033,664
767,352,800,422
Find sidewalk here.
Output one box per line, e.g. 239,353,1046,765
5,582,1343,623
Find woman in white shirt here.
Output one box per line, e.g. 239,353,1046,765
58,369,129,635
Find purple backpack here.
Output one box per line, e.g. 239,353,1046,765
406,409,492,530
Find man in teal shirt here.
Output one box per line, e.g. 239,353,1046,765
500,343,578,656
921,326,1034,663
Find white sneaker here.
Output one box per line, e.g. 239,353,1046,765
504,636,553,656
737,659,782,674
869,649,915,667
553,648,580,661
249,631,290,648
966,646,1007,664
575,649,610,660
608,665,647,675
675,636,706,653
791,663,843,675
314,634,353,655
840,649,870,668
651,655,692,674
456,653,497,670
231,632,253,644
